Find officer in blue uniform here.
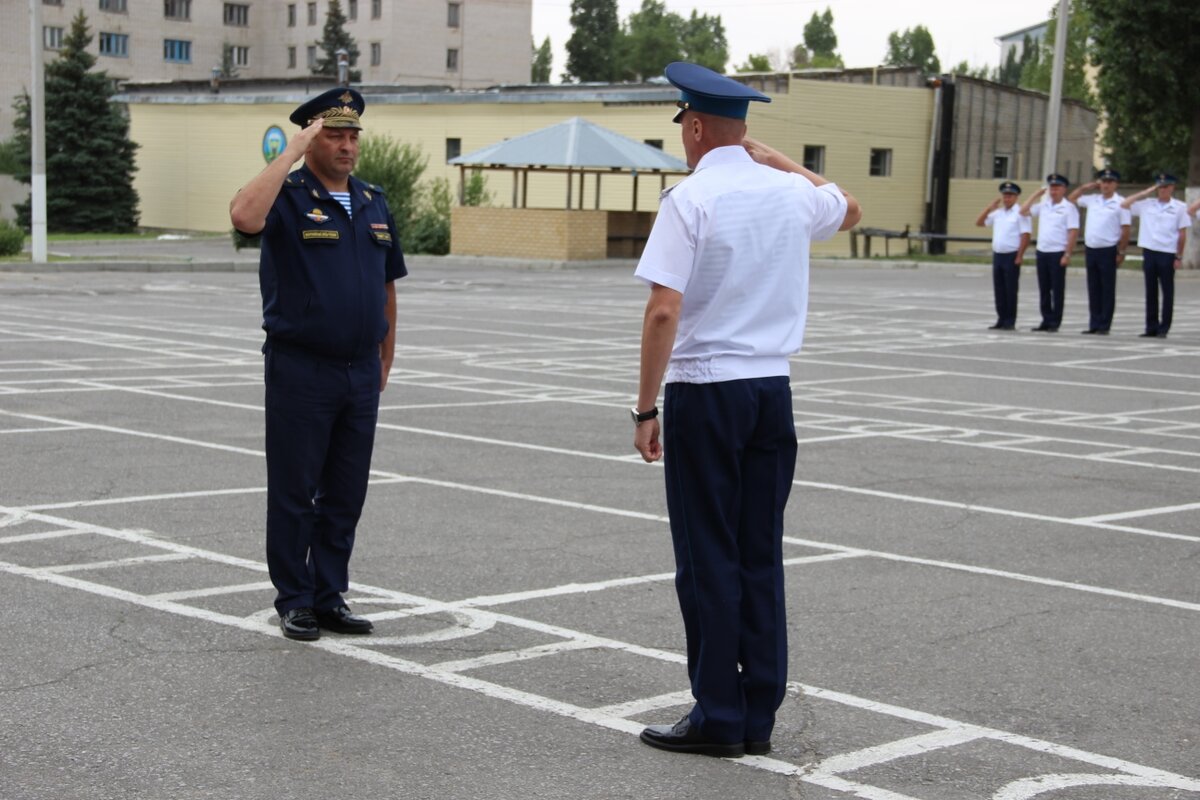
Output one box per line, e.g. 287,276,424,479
633,62,860,759
230,88,406,640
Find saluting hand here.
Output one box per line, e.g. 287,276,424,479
282,118,325,164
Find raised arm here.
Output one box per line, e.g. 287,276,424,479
1019,187,1046,216
976,197,1001,227
1068,181,1098,203
1188,198,1200,218
229,119,325,234
743,136,862,230
1121,185,1155,210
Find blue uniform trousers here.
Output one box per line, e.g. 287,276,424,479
264,343,381,615
1141,249,1175,335
1084,245,1118,332
1035,250,1066,329
663,377,797,744
991,251,1020,327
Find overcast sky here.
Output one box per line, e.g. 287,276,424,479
531,0,1059,79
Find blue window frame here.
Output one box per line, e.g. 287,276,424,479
163,38,191,63
98,32,128,57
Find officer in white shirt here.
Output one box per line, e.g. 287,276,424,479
632,61,861,759
1122,173,1190,338
1069,168,1132,334
975,181,1031,330
1020,173,1080,332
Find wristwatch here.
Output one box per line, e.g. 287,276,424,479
630,406,658,424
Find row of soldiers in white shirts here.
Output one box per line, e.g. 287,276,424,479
976,170,1196,337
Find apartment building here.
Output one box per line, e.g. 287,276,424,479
1,0,532,137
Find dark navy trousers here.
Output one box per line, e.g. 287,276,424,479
1141,249,1176,335
663,377,797,744
991,251,1020,327
1035,250,1066,329
1084,245,1118,332
264,344,381,615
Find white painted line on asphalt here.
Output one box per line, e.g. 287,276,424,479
784,536,1200,613
41,552,191,574
430,639,595,674
1073,501,1200,523
804,728,984,776
993,772,1200,799
148,580,275,602
591,690,694,718
0,529,89,545
0,425,87,434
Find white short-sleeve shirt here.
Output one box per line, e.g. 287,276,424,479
1076,193,1131,248
985,205,1032,253
1129,198,1190,253
1029,197,1080,252
635,146,847,384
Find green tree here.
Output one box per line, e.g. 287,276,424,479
735,54,772,73
621,1,684,81
680,11,728,73
564,0,621,82
950,60,990,80
219,42,240,79
1019,1,1094,106
801,8,844,68
884,25,941,75
789,44,810,69
531,36,553,83
13,12,138,232
1083,0,1200,190
354,133,428,241
312,0,361,83
995,36,1038,86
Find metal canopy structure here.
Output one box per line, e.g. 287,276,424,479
448,116,690,211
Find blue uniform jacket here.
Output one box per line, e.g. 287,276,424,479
256,164,407,360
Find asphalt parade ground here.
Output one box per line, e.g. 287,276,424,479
1,248,1198,800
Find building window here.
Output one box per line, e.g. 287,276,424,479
231,45,249,66
992,155,1011,179
803,145,825,175
306,45,317,68
43,0,64,6
43,26,64,50
163,38,191,63
307,1,317,25
287,46,296,68
446,48,458,71
99,0,128,12
370,42,381,66
371,0,381,19
446,138,461,161
869,148,892,177
163,0,191,20
98,32,129,56
448,2,460,27
643,139,663,150
224,3,249,26
287,3,295,26
348,0,357,20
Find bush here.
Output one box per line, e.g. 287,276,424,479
406,177,452,255
354,133,428,239
0,219,25,256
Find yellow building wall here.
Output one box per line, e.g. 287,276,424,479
127,79,937,258
451,207,608,260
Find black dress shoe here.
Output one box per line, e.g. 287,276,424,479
1139,331,1158,338
1045,326,1059,332
1096,329,1109,335
745,740,771,756
988,322,1004,330
280,608,320,641
1081,329,1098,334
640,715,744,758
1031,323,1049,331
314,604,373,634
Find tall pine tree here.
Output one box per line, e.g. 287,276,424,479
13,11,138,232
564,0,621,82
313,0,361,83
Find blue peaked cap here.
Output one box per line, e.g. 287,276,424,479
665,61,770,123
